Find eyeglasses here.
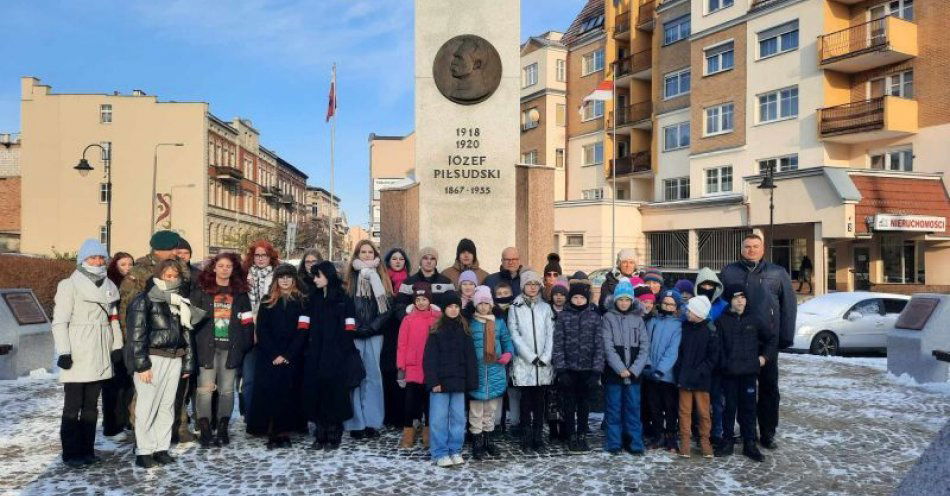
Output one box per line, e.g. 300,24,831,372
254,253,269,259
545,272,559,277
503,258,520,263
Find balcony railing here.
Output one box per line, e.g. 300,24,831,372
819,97,884,137
215,165,243,183
616,49,652,79
637,0,656,30
611,101,652,128
614,12,631,38
819,16,917,72
610,151,651,176
279,193,294,205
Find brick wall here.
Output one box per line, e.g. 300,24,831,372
567,38,607,137
654,1,691,115
0,177,21,232
520,94,548,163
690,23,748,155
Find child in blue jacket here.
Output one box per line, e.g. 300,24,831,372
642,288,683,453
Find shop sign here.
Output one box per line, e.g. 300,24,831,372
873,214,947,232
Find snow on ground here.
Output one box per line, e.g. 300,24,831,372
1,354,948,496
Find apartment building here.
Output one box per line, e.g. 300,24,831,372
20,77,308,258
0,132,21,252
368,132,415,244
520,31,569,201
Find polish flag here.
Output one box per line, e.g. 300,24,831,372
297,315,311,331
580,80,613,116
326,64,337,123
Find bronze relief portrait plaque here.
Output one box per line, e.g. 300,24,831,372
433,35,502,105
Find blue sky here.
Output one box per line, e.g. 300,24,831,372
0,0,586,227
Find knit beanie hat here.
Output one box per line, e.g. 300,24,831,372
456,238,477,261
520,270,543,290
642,267,663,284
629,276,646,287
567,271,591,300
550,277,569,297
616,248,637,265
674,279,695,295
543,253,562,275
722,283,747,303
150,230,181,250
419,246,439,263
439,290,462,309
274,263,298,279
659,288,682,306
637,292,656,303
613,280,635,301
412,281,433,302
176,237,193,253
76,239,109,265
473,285,493,307
687,295,712,320
459,270,479,286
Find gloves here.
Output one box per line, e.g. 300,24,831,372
110,349,124,363
496,352,512,366
57,354,73,370
532,357,547,367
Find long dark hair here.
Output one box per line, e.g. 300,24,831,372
107,251,133,288
198,252,249,293
384,247,411,275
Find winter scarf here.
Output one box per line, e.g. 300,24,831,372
249,265,274,310
388,268,408,294
473,312,497,363
78,263,107,286
352,258,389,314
148,278,205,330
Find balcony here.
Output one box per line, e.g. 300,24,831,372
609,151,651,176
215,165,243,183
279,193,294,205
616,49,652,82
818,96,917,143
819,16,917,73
610,101,653,130
260,185,279,199
637,1,655,31
614,12,630,40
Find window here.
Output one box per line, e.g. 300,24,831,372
664,177,690,200
870,147,913,171
870,0,913,21
99,183,111,203
522,108,539,130
851,299,883,317
663,15,691,45
705,41,734,75
582,49,605,75
523,63,538,87
758,20,799,59
708,0,734,14
556,104,566,126
705,166,733,194
565,234,585,247
521,150,538,165
99,226,108,245
758,87,798,123
100,141,112,174
556,59,566,82
758,155,799,174
583,142,604,165
100,104,112,124
663,68,690,99
582,189,604,200
883,298,909,314
663,122,690,151
555,148,565,168
582,100,605,121
875,70,914,99
704,103,734,135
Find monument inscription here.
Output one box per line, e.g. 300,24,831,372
2,291,47,326
432,35,502,105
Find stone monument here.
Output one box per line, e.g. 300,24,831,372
415,0,520,266
0,288,54,379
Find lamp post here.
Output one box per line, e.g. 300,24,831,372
73,143,110,253
758,161,777,261
151,143,185,235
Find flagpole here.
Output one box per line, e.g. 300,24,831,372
611,63,617,262
329,63,336,262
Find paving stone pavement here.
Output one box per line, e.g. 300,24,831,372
1,354,948,496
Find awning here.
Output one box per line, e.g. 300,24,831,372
852,174,950,236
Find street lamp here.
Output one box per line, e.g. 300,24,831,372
73,143,110,253
151,143,185,235
758,161,777,261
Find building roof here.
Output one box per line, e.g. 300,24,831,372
852,174,950,236
274,155,308,180
521,31,567,51
561,0,605,46
307,185,341,203
207,113,239,134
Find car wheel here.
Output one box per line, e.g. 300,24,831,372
809,331,839,356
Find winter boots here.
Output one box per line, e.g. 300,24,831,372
152,451,176,465
714,438,735,457
134,455,157,469
198,418,218,448
471,433,486,461
743,440,765,462
400,427,416,449
421,426,430,448
484,431,500,457
217,417,231,446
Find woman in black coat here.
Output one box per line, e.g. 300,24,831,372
247,264,309,446
304,261,364,450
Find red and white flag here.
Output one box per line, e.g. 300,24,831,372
584,80,614,103
326,64,337,122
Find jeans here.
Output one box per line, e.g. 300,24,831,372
61,381,103,461
723,374,758,442
604,382,643,452
240,347,257,417
196,349,237,421
344,335,385,431
710,374,724,440
429,392,466,460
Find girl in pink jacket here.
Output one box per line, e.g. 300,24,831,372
396,282,442,449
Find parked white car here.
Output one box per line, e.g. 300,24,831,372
790,292,910,355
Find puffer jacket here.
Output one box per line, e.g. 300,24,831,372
423,319,478,393
396,305,441,384
352,293,392,339
190,288,254,370
127,291,194,374
52,270,123,383
508,294,555,387
552,304,604,373
602,305,650,384
720,259,797,351
717,309,776,376
469,317,514,400
643,313,682,385
695,267,727,322
675,319,719,391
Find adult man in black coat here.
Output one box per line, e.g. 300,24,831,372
484,247,524,298
719,234,796,450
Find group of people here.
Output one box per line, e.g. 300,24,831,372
51,229,796,469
